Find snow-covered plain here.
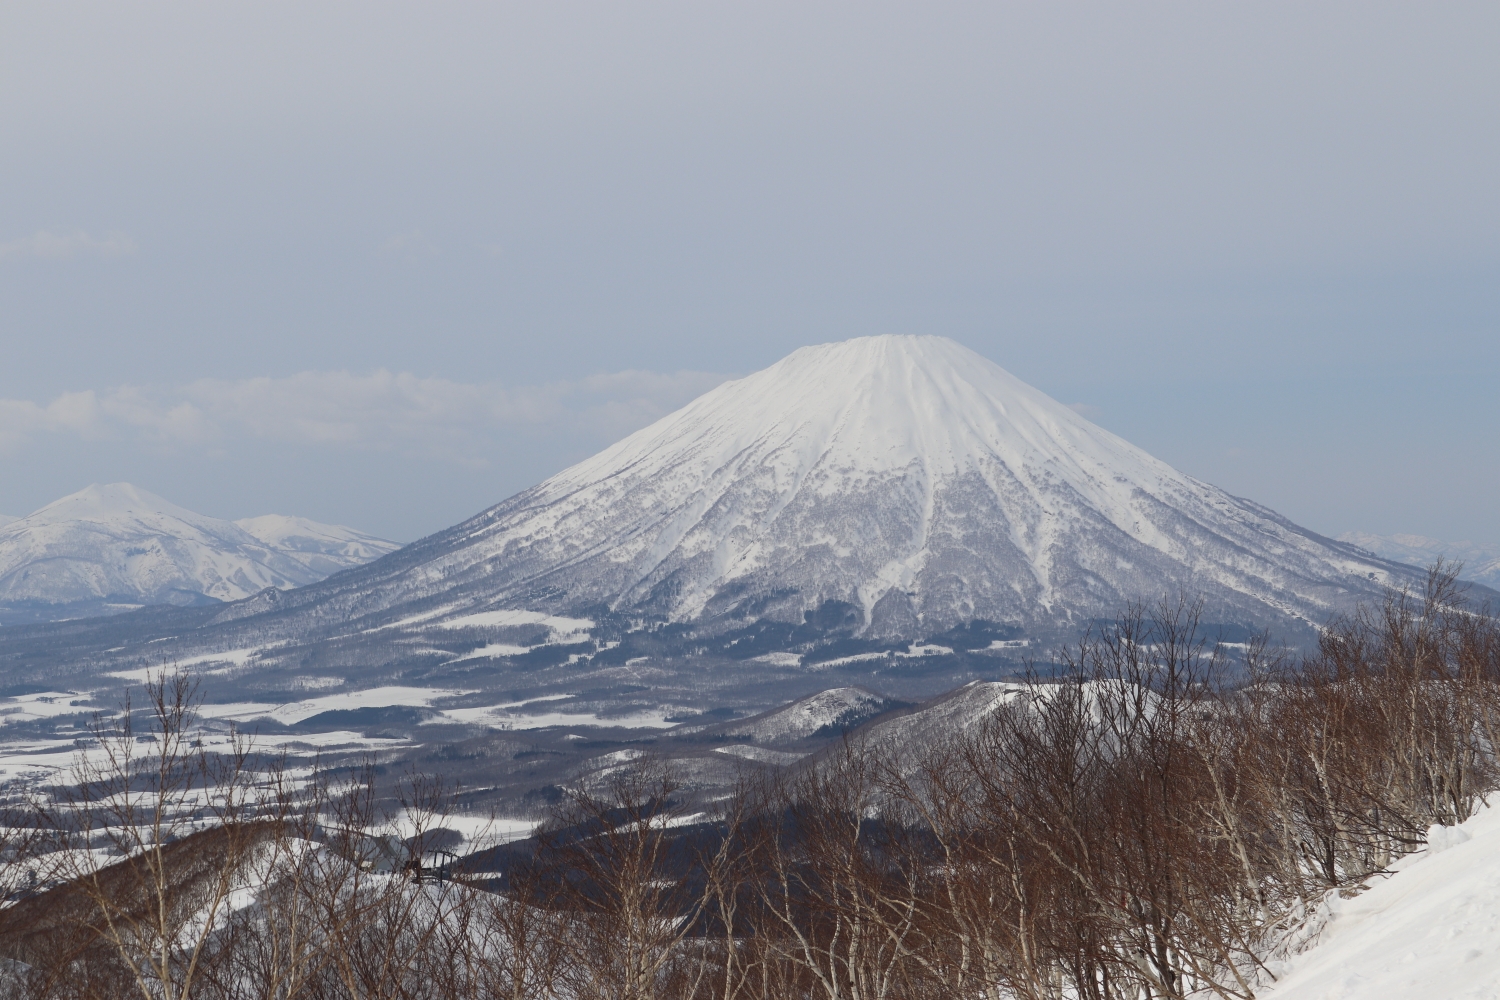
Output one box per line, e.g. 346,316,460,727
713,744,806,765
1263,804,1500,1000
385,809,539,848
429,610,593,636
0,690,94,724
197,685,471,726
0,676,683,761
108,646,269,682
432,703,678,730
750,651,803,667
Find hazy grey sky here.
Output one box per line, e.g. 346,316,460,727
2,2,1496,544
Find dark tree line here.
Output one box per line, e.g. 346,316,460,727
1,564,1497,999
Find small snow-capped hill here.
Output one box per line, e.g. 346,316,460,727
678,687,905,746
234,515,401,578
0,484,397,623
268,335,1421,640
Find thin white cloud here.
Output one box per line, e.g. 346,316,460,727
378,231,438,259
0,230,137,262
0,369,731,464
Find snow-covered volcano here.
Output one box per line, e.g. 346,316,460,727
280,335,1415,637
0,484,398,621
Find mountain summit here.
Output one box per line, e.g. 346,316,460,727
0,483,399,623
259,335,1413,639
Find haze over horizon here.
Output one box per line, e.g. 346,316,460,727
2,3,1496,546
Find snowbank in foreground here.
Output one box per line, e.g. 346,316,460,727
1264,802,1500,1000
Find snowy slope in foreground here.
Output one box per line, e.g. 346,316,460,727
0,484,398,618
1266,805,1500,1000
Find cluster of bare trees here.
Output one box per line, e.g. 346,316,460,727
756,565,1500,999
1,565,1497,999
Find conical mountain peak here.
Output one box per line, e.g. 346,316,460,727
281,336,1409,638
552,335,1178,525
27,482,207,524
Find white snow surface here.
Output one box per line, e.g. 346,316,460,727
713,744,807,765
0,483,398,608
751,652,803,668
1263,803,1500,1000
186,685,466,726
381,336,1412,634
719,687,891,744
429,609,593,641
0,690,92,724
435,703,676,730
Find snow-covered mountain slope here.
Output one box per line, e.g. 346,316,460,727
677,687,902,746
860,680,1024,753
234,515,400,578
243,335,1420,641
0,484,397,621
0,515,17,529
1263,804,1500,1000
1339,531,1500,589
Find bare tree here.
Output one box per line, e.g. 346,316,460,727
749,738,938,1000
543,756,720,1000
20,671,268,1000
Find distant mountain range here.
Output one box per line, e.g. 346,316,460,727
0,484,399,625
1338,532,1500,590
